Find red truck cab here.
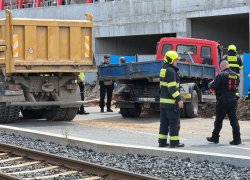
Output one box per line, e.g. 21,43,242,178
156,38,222,74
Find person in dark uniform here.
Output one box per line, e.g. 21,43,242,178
207,60,241,145
158,51,184,148
220,45,243,99
99,55,114,113
222,45,243,77
77,72,89,115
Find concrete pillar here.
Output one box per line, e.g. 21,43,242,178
186,18,192,38
176,19,191,38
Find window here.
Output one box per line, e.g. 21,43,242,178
201,46,211,58
161,44,172,55
177,45,197,55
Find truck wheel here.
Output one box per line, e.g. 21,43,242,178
128,106,142,117
120,108,130,117
7,106,20,123
21,108,44,119
43,106,67,121
185,90,198,118
63,108,78,121
0,103,9,123
180,104,187,118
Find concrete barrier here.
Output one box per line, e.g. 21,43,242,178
0,125,250,167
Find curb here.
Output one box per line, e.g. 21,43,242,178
0,125,249,167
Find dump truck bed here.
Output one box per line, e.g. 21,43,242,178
98,60,216,81
0,10,96,74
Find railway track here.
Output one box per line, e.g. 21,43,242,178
0,142,159,180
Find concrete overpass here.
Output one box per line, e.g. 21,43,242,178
0,0,249,55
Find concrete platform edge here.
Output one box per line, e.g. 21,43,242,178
0,125,249,167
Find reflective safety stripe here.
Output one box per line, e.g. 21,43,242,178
229,64,239,68
248,74,250,78
167,82,177,87
160,98,176,104
237,73,240,77
236,93,239,96
170,136,179,140
159,134,167,139
239,66,243,70
160,81,179,88
160,81,168,87
248,91,250,94
227,56,237,62
172,91,180,98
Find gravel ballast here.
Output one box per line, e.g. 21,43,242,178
0,133,249,179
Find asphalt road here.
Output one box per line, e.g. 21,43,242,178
4,107,250,157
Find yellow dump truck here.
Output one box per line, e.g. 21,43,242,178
0,10,97,123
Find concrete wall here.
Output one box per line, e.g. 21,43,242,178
95,33,176,55
192,14,249,54
0,0,248,54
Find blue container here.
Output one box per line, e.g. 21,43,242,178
98,60,216,81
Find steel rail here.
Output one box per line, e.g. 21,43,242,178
0,172,21,180
0,142,160,180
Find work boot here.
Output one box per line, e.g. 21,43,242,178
170,143,185,148
159,142,169,147
206,137,219,144
107,108,113,112
100,108,104,113
229,140,242,145
77,109,81,114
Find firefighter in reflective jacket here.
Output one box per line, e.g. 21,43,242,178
77,72,89,115
158,51,185,148
224,45,243,77
207,60,241,145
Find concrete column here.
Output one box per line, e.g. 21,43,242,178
176,18,191,38
186,18,192,38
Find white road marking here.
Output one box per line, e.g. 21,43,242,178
228,146,250,151
120,129,186,140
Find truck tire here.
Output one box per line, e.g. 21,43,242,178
120,108,130,117
63,108,78,121
180,104,187,118
21,109,44,119
128,106,142,117
0,103,9,123
185,90,198,118
43,106,67,121
7,106,20,123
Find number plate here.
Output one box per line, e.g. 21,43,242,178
137,98,155,102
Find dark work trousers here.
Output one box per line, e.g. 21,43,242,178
212,96,241,141
79,82,85,111
159,106,180,145
99,84,113,109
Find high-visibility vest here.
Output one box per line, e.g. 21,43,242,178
79,72,85,82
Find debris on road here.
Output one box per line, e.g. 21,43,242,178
198,98,250,121
84,81,118,108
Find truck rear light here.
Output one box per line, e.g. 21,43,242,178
67,84,78,89
9,85,22,90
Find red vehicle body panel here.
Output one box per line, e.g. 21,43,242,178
156,38,221,74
